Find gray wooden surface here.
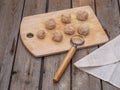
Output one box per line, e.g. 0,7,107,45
0,0,120,90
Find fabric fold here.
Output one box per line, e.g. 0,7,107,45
74,35,120,88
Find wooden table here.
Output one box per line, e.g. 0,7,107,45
0,0,120,90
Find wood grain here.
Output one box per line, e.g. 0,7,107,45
42,0,71,90
20,6,108,57
72,0,101,90
10,0,47,90
96,0,120,90
102,82,120,90
72,0,95,11
0,0,24,90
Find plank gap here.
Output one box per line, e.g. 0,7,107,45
70,0,73,8
70,60,73,90
94,0,97,16
94,0,102,49
70,1,73,90
8,0,26,89
103,26,110,39
39,57,44,90
100,80,103,90
45,0,49,12
118,0,120,14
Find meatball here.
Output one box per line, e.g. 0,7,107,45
64,24,75,35
76,10,88,21
45,18,56,30
77,24,89,36
61,13,71,24
37,30,45,39
52,30,63,42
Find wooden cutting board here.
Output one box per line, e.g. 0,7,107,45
20,6,109,57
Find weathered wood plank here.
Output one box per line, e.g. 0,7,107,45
96,0,120,39
10,0,47,90
42,0,71,90
72,47,101,90
72,0,101,90
96,0,120,90
0,0,25,90
102,82,120,90
72,0,95,11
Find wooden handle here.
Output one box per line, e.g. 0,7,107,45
53,46,76,82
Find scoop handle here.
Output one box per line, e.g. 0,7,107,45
53,46,76,82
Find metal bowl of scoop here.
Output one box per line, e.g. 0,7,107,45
70,35,85,48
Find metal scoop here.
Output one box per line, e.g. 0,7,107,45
53,35,85,82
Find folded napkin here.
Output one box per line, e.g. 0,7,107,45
74,35,120,88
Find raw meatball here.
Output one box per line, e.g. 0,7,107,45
37,30,45,39
76,10,88,21
45,18,56,30
52,30,63,42
64,24,75,35
61,13,71,24
77,24,89,36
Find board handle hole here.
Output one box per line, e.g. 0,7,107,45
27,33,34,38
